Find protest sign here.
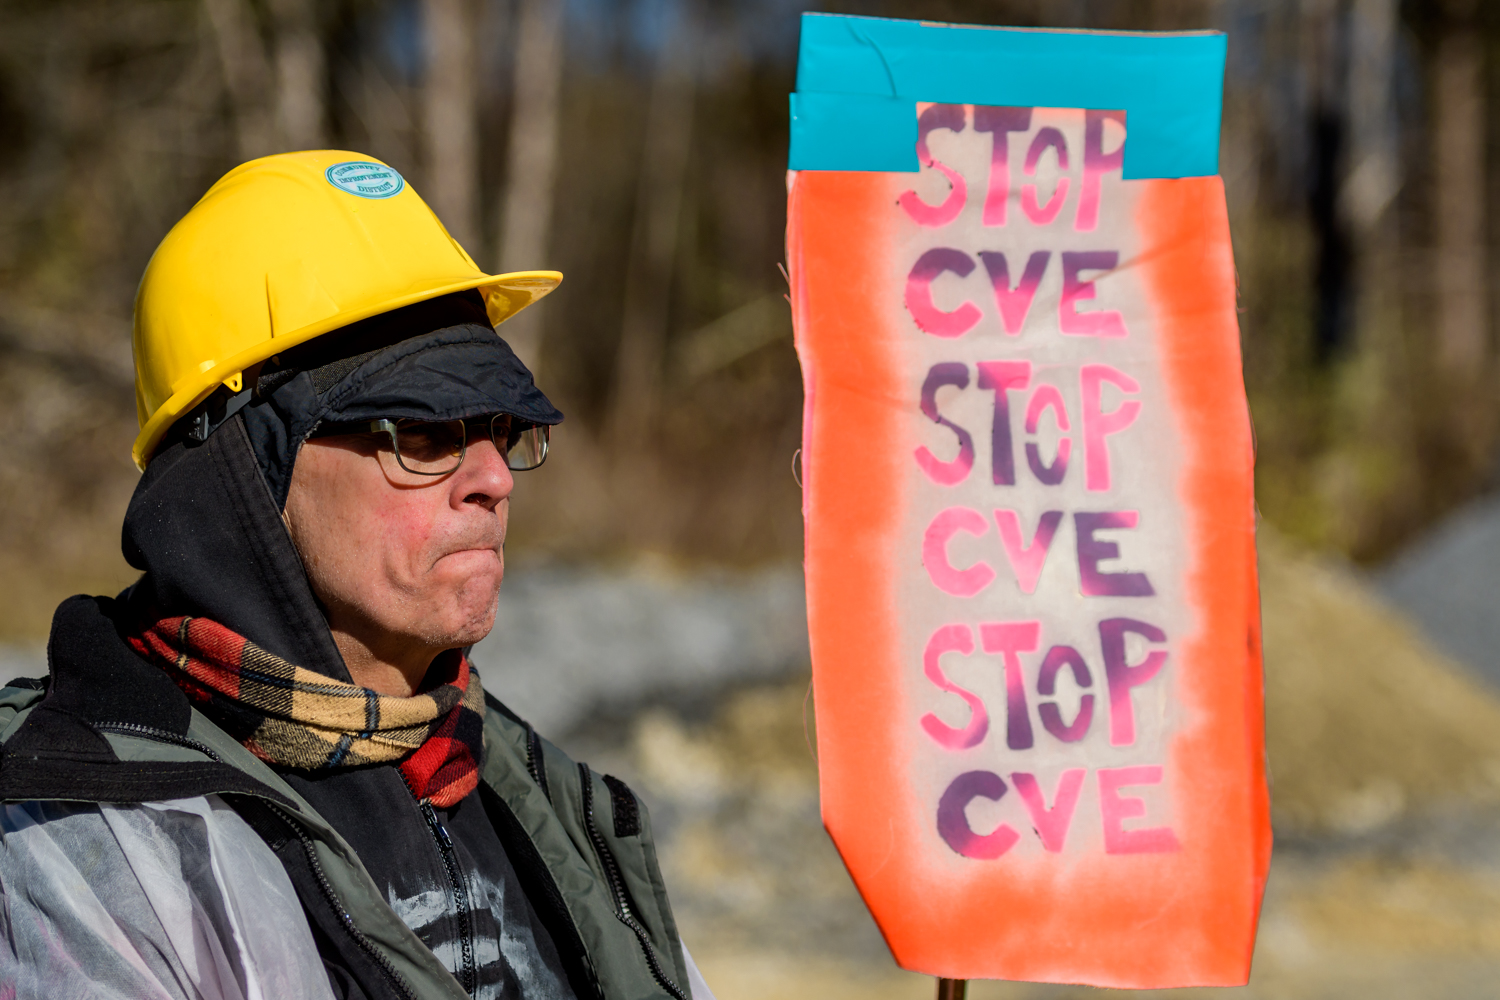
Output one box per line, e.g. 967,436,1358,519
787,15,1268,988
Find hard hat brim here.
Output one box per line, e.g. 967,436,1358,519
131,270,561,470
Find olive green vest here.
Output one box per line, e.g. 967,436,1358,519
0,683,691,1000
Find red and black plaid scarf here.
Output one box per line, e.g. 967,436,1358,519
129,616,486,808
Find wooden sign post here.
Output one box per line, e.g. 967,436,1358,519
787,15,1269,990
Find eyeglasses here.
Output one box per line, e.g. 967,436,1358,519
314,414,549,476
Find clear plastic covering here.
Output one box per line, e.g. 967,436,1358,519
682,945,716,1000
1,795,336,1000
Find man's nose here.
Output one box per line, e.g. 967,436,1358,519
453,435,514,510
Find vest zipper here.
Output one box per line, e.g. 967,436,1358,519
578,763,688,1000
416,797,478,995
525,724,550,802
93,723,418,1000
94,722,224,762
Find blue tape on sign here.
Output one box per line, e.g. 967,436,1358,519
789,93,918,173
788,13,1225,179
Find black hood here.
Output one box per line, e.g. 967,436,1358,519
121,291,562,683
122,414,353,681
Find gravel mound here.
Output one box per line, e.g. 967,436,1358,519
1379,493,1500,688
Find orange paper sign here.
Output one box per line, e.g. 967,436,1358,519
789,90,1268,988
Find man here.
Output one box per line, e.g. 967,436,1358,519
0,151,712,1000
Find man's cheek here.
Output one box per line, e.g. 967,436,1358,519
380,504,438,576
382,498,434,541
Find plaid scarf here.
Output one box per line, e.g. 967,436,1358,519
129,615,486,808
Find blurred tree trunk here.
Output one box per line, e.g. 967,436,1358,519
608,4,698,440
1343,0,1400,235
1307,0,1352,361
422,0,480,251
1433,1,1487,376
206,0,326,157
269,0,325,151
203,0,275,159
1337,0,1408,550
495,0,566,372
1431,0,1491,469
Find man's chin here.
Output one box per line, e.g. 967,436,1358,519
447,617,497,653
407,562,502,647
420,610,496,653
434,585,502,649
430,551,503,594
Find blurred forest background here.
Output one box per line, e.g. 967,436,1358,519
3,0,1498,633
7,1,1500,996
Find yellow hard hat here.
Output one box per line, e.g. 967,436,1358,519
131,150,561,470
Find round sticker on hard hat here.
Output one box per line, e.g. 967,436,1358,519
325,161,406,199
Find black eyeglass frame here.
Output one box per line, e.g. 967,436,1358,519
311,414,549,475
